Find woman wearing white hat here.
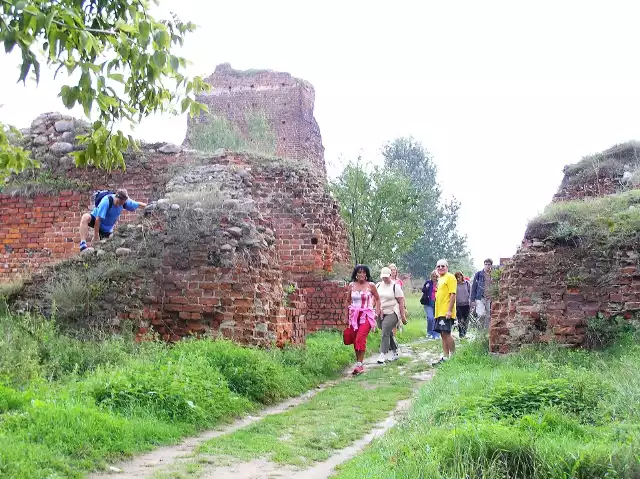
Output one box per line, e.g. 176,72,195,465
376,266,408,364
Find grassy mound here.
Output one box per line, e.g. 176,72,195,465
527,189,640,249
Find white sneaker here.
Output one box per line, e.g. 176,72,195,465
391,351,400,361
377,353,386,364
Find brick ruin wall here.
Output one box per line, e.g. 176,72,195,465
186,63,326,177
490,143,640,353
2,112,350,346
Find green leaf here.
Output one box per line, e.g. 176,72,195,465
154,30,170,48
107,73,125,84
115,21,136,34
152,51,167,68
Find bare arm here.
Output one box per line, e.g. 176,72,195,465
344,284,352,323
397,296,407,323
447,293,456,319
370,284,382,317
137,201,148,209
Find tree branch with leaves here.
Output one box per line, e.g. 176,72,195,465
0,0,210,181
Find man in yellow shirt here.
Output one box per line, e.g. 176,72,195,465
434,259,457,364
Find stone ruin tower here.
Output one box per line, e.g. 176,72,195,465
186,63,326,177
0,65,351,347
490,142,640,353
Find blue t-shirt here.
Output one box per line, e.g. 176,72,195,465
91,195,140,233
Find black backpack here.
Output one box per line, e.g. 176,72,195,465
93,190,114,211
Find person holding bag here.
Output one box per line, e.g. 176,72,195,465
420,270,440,340
376,267,407,365
343,265,381,375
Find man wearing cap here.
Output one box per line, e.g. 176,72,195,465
433,259,457,365
78,188,147,251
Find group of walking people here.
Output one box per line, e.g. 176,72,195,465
343,258,495,374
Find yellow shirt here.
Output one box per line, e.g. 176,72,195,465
435,272,457,319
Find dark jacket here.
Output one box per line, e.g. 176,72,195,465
470,270,490,301
420,280,436,307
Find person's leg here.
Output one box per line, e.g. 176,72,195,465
79,213,92,242
446,329,456,356
424,305,430,337
482,298,492,329
380,313,393,354
389,313,398,351
440,331,450,357
353,321,371,373
389,314,399,359
458,306,469,337
427,305,437,338
79,213,96,251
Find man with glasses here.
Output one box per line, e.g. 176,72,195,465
433,259,457,364
471,258,494,329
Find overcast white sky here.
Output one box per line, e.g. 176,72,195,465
2,0,640,269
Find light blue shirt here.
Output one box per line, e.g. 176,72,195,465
91,195,140,233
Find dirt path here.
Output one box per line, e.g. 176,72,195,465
91,340,440,479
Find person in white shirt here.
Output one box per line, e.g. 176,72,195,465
376,267,408,364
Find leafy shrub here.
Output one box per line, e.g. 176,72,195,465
246,110,277,155
0,311,152,385
487,378,601,421
82,354,251,425
187,114,245,152
187,110,277,156
170,339,307,404
0,313,48,386
279,331,353,384
584,313,637,350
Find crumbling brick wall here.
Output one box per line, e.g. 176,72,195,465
188,63,326,176
0,112,185,280
3,112,351,344
490,241,639,353
491,143,640,353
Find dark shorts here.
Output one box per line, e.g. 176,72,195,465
88,215,112,239
434,317,455,333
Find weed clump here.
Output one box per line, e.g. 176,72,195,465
584,313,637,350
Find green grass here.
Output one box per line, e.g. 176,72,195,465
333,336,640,479
197,359,415,466
527,189,640,249
0,294,428,478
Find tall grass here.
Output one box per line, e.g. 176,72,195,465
335,334,640,479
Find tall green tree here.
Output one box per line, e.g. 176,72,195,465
382,137,471,277
330,158,422,266
0,0,209,181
